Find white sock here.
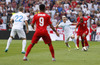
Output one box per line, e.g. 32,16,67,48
72,39,77,47
22,40,26,52
6,37,12,49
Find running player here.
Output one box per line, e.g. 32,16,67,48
56,15,78,50
23,4,59,61
75,11,90,49
5,7,29,54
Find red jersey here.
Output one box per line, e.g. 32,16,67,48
31,12,52,44
77,16,90,32
32,12,52,32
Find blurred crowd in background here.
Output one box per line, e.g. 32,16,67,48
0,0,100,30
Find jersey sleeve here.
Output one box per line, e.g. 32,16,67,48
58,23,63,28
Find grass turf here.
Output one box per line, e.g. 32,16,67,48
0,40,100,65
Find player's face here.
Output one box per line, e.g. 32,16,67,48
79,12,82,16
62,17,66,23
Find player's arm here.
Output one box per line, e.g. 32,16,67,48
75,18,82,32
50,24,59,37
76,21,82,28
10,18,13,26
56,20,60,28
70,23,77,25
56,19,62,28
25,20,29,33
31,23,34,29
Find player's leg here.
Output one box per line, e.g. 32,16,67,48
76,35,79,49
48,43,55,61
23,33,40,61
42,33,55,61
21,38,27,54
17,29,27,54
5,29,16,52
81,36,84,47
82,31,89,48
65,35,70,47
23,43,35,61
65,36,71,51
71,34,78,48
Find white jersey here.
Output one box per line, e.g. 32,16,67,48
58,20,73,36
11,12,28,29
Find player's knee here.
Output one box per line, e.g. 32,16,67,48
77,36,79,39
31,43,35,46
71,36,75,39
10,36,13,39
71,35,75,39
48,43,52,46
22,38,26,40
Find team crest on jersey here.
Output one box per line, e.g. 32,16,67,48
84,21,86,23
83,24,85,26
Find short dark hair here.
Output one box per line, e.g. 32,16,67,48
39,4,45,11
19,6,23,12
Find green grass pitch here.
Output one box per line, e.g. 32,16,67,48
0,40,100,65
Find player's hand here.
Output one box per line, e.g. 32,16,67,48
56,32,59,37
75,29,76,32
82,33,86,38
26,29,29,34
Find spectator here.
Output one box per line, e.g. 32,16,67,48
50,7,56,19
51,16,57,27
57,5,63,13
97,19,100,26
81,1,87,10
1,13,7,24
6,0,11,5
87,1,92,10
66,7,72,20
94,2,98,11
45,7,51,16
12,0,17,11
64,1,69,9
25,4,30,11
86,7,91,15
91,22,97,41
70,13,76,22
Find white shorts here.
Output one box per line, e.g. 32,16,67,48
10,29,26,38
65,33,73,43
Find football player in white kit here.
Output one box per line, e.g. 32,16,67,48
56,15,78,50
5,7,29,54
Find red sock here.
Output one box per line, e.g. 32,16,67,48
77,38,79,47
81,36,84,47
84,37,89,46
25,44,34,57
48,44,55,58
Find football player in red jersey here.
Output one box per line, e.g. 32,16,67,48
75,12,90,50
23,4,59,61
